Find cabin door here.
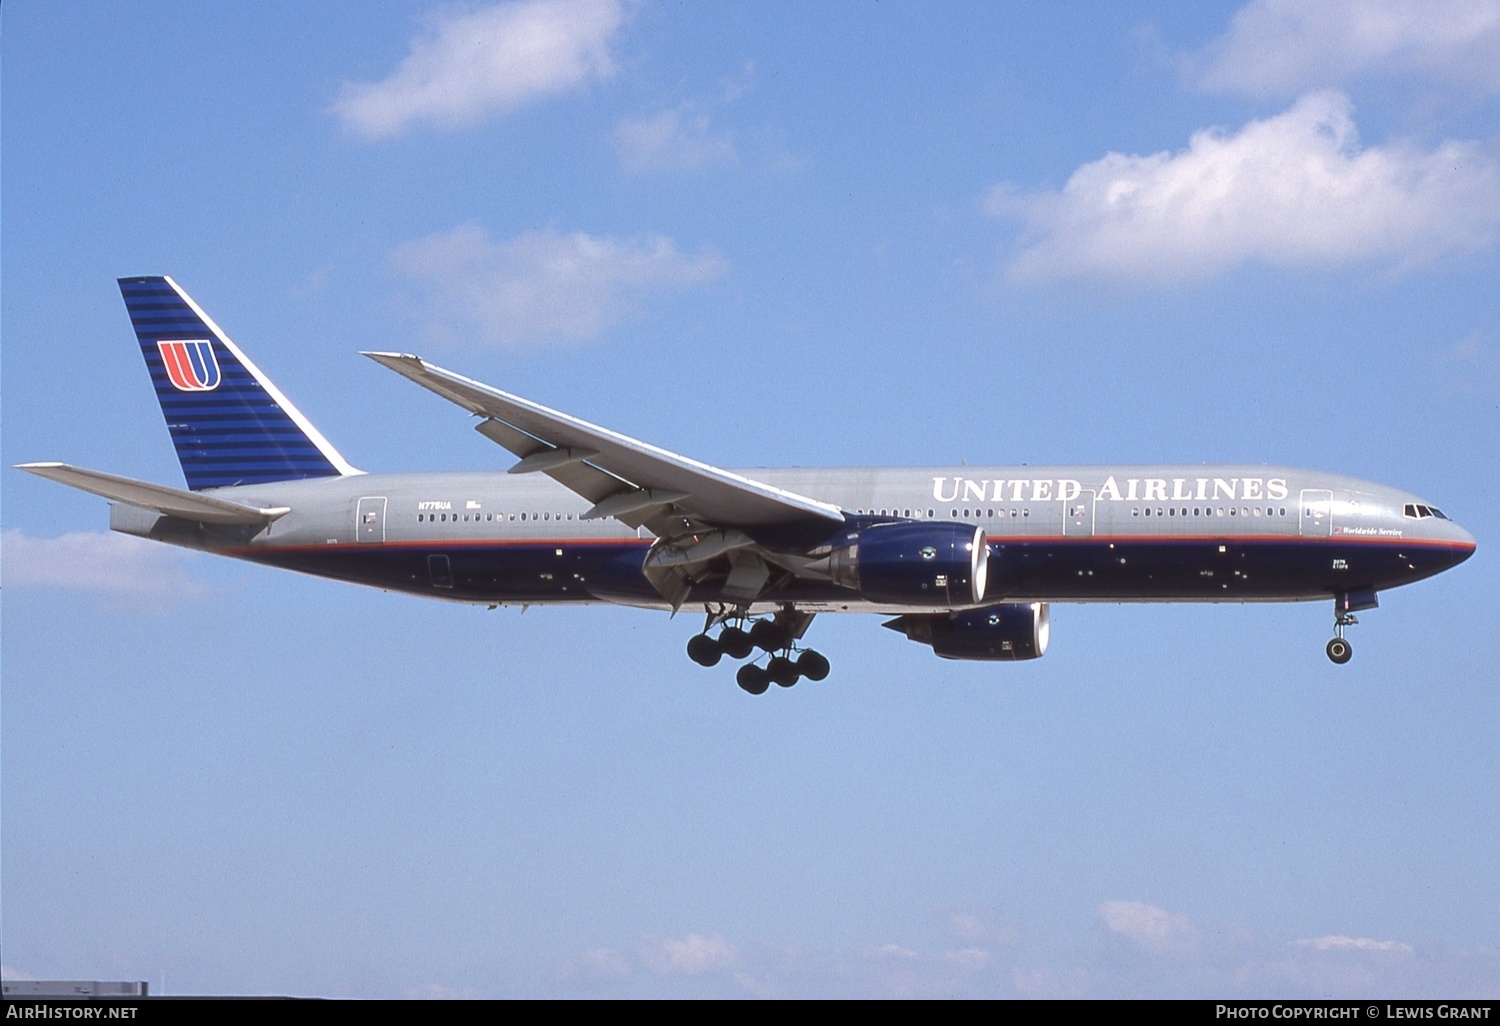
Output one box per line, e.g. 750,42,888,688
1299,490,1333,537
1064,491,1096,538
356,496,387,543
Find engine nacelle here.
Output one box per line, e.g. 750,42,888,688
884,603,1050,660
826,522,988,606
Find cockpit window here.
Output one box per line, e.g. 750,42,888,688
1403,503,1449,520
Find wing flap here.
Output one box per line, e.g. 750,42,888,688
17,463,289,525
365,352,844,531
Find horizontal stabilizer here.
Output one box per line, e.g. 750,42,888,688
17,463,290,526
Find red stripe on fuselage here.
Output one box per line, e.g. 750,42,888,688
984,533,1472,550
223,536,651,556
221,533,1473,557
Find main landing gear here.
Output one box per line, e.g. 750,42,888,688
686,605,829,694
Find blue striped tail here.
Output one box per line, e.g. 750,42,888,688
119,276,359,490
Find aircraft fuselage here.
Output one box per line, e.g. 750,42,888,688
110,463,1476,613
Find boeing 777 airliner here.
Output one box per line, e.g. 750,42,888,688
19,278,1476,694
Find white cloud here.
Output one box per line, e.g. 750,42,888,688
944,947,991,969
1099,900,1201,954
1194,0,1500,96
330,0,625,139
559,946,632,984
389,223,726,347
614,108,738,173
556,916,1500,998
638,933,739,976
944,909,1020,946
1440,330,1500,395
990,91,1500,285
1295,935,1416,955
405,982,477,999
1,529,208,600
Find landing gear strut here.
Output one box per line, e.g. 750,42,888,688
686,604,829,693
1326,630,1353,665
1325,589,1376,664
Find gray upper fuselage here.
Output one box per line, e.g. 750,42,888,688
182,464,1473,548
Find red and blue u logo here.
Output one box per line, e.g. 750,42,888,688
157,339,221,391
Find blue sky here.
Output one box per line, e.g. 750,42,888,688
3,0,1498,998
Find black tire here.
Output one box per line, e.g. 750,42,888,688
750,619,790,652
796,650,831,682
1326,638,1353,664
686,633,722,667
767,655,799,687
737,663,770,695
719,626,753,659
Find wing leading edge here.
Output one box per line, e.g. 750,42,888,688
364,352,848,610
363,352,845,533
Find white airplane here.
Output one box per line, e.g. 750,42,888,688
20,277,1477,693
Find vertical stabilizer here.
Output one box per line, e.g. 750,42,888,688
118,276,360,490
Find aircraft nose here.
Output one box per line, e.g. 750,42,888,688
1445,520,1477,566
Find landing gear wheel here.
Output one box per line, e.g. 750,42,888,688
719,626,753,659
737,663,770,695
796,650,830,682
1326,637,1353,664
766,655,800,688
750,619,791,653
686,633,723,667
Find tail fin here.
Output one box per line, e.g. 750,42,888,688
118,276,360,490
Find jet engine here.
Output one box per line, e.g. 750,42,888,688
884,602,1050,660
825,522,988,606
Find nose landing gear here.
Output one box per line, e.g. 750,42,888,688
1325,588,1377,664
1326,627,1354,665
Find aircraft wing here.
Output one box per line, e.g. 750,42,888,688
16,463,290,526
364,353,845,534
